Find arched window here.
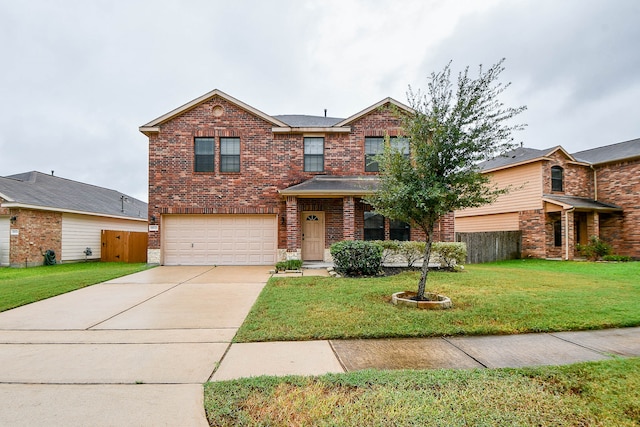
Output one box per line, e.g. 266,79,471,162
551,166,564,192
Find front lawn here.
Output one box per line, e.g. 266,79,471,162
235,260,640,342
0,262,152,312
205,357,640,426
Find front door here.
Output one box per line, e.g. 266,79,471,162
302,211,324,261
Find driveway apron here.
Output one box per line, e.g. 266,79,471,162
0,266,269,427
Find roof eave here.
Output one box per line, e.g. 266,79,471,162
335,97,413,127
139,89,289,133
278,189,375,197
0,202,148,221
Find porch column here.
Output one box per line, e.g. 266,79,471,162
588,211,600,239
564,208,575,260
343,196,355,240
286,196,300,256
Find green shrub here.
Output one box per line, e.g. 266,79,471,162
432,242,467,268
577,236,612,261
399,241,426,267
330,240,383,277
275,259,303,271
373,240,401,265
602,254,633,262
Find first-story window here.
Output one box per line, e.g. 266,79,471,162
390,219,410,241
194,137,215,172
220,137,240,172
304,137,324,172
364,212,385,240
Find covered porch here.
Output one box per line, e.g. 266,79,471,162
279,176,378,261
542,195,622,260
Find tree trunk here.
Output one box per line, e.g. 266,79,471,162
416,225,434,300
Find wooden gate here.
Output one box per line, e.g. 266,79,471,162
101,230,148,263
456,231,522,263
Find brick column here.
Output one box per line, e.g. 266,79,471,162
564,209,575,260
588,211,600,239
286,196,299,255
343,196,355,240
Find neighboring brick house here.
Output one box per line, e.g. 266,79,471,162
455,138,639,260
0,171,148,267
140,89,455,265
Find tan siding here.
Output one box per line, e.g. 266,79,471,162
0,216,9,266
455,213,520,232
61,214,147,262
456,162,543,217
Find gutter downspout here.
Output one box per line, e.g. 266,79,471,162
590,165,598,201
565,207,575,260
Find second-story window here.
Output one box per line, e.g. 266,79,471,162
194,137,215,172
220,137,240,172
304,137,324,172
391,136,410,159
551,166,564,191
365,137,384,172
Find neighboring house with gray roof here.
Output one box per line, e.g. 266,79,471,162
455,138,639,260
0,171,148,267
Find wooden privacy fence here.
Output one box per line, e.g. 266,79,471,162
456,231,522,264
101,230,148,263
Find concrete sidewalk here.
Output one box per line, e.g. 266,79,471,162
211,327,640,381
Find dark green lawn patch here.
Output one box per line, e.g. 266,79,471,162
235,260,640,342
205,357,640,426
0,262,152,312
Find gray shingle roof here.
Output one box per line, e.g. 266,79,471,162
0,171,147,219
543,194,622,211
280,175,378,195
478,146,560,171
272,115,344,127
572,138,640,164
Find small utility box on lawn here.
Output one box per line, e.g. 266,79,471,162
101,230,148,263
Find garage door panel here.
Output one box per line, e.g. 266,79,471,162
163,215,277,265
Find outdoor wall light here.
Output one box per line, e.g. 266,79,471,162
281,216,286,226
150,215,157,224
10,216,17,224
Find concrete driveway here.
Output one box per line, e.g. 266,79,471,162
0,266,270,427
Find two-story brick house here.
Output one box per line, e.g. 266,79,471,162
140,89,454,265
455,138,639,260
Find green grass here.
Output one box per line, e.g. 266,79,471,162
235,259,640,342
205,357,640,426
0,262,152,312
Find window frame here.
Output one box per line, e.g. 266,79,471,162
194,137,215,173
363,212,385,241
551,166,564,192
389,219,410,241
364,136,384,172
220,137,241,173
304,137,325,172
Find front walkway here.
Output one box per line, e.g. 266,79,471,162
0,266,270,427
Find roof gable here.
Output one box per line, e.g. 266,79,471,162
139,89,288,135
0,171,147,220
334,97,413,127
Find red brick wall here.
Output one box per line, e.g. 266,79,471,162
9,209,62,267
595,159,640,258
520,209,546,258
147,97,457,251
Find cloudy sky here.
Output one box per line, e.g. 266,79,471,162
1,0,638,202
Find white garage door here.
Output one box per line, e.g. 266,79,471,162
163,214,277,265
0,216,9,266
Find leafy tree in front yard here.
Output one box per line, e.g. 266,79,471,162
365,59,526,300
